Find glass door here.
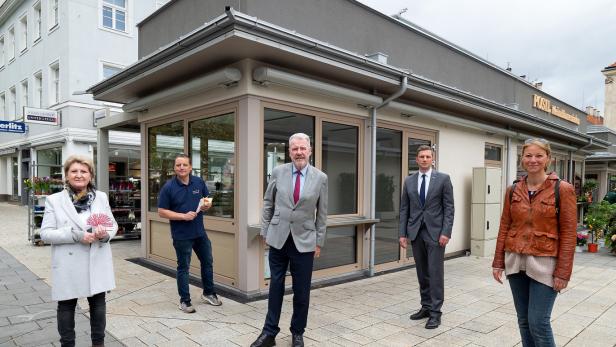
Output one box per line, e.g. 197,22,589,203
405,135,433,259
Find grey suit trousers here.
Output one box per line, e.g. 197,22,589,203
411,224,445,316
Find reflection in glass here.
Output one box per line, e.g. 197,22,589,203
375,128,402,264
263,109,314,191
484,144,502,162
36,147,63,179
148,121,183,212
189,113,235,218
322,122,358,215
313,226,356,270
406,138,431,258
408,138,431,175
12,157,19,198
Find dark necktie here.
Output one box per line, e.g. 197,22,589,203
420,174,426,206
293,171,301,204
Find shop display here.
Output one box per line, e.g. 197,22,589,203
109,178,141,238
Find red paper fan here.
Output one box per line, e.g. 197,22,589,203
87,213,114,227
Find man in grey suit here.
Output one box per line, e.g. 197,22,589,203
251,133,328,347
399,145,454,329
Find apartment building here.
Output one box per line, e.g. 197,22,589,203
0,0,166,202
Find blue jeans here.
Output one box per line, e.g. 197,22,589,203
508,272,557,347
173,234,215,304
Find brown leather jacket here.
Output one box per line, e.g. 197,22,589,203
492,173,577,281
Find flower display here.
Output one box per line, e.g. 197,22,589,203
576,232,589,246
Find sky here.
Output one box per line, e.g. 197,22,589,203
358,0,616,113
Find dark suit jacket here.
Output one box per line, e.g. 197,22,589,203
399,170,455,242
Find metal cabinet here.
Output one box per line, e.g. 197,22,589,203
471,167,502,257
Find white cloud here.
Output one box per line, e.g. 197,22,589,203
359,0,616,112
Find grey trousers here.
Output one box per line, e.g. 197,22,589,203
411,225,445,316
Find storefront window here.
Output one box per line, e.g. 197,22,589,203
189,113,235,218
108,147,142,236
12,156,19,199
263,108,314,191
148,121,183,212
313,226,356,270
36,147,62,179
573,160,582,196
375,128,402,264
610,174,616,192
322,122,358,215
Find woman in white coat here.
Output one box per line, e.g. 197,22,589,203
41,155,117,347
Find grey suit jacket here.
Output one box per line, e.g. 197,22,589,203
399,170,455,242
261,163,328,252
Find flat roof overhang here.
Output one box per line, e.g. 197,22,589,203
87,9,607,151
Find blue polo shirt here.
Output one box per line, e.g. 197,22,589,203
158,175,209,240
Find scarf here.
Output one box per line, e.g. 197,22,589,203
66,185,96,213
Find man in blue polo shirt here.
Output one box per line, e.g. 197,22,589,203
158,154,222,313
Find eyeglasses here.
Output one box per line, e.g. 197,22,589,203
524,138,548,144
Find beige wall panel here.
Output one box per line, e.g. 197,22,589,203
150,220,175,261
209,230,236,280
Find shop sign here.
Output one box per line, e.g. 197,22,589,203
93,108,109,127
0,120,26,133
23,107,59,125
532,95,580,125
0,148,17,155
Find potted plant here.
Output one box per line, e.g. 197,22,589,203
605,224,616,255
585,201,616,252
576,231,588,252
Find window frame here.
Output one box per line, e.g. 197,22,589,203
261,101,365,218
0,35,5,68
100,0,129,34
9,86,17,120
19,13,28,53
33,71,43,108
20,78,29,118
49,60,60,106
8,26,15,62
48,0,59,31
33,1,42,43
100,61,124,80
0,92,5,120
484,142,503,168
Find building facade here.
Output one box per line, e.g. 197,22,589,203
88,0,608,298
0,0,166,202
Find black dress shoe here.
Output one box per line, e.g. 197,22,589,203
410,308,430,320
425,315,441,329
291,334,304,347
250,333,276,347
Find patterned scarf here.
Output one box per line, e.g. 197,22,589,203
66,185,96,213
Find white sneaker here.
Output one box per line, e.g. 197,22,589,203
202,294,222,306
179,302,196,313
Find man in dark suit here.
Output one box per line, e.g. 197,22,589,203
251,133,328,347
399,145,454,329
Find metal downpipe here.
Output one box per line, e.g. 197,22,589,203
369,76,408,277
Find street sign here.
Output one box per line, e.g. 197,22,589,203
23,107,59,125
0,120,26,133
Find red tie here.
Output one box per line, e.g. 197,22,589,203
293,171,301,204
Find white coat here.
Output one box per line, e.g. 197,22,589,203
40,190,118,301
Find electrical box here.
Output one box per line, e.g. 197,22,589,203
472,167,502,204
471,167,502,257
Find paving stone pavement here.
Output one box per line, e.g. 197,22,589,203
1,202,616,346
0,247,124,347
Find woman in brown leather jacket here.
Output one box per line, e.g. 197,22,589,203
492,138,577,347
